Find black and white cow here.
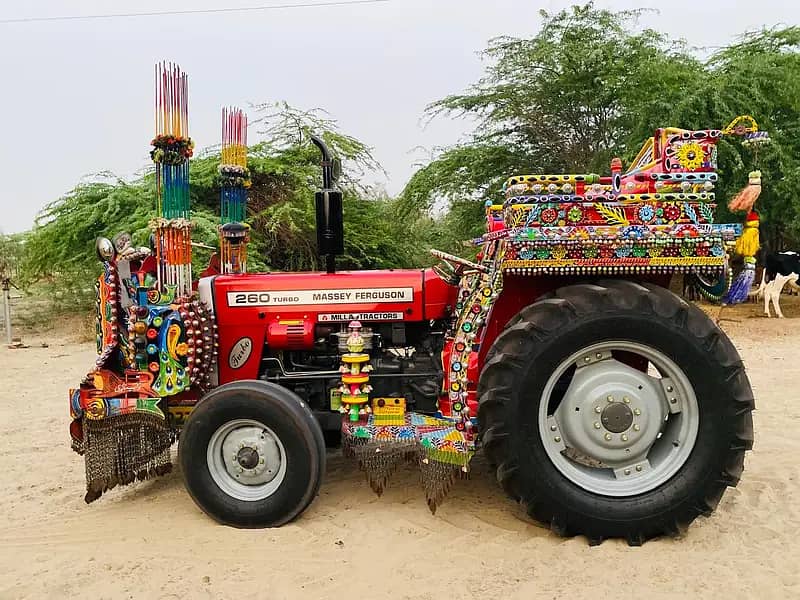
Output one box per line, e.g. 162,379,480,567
753,251,800,317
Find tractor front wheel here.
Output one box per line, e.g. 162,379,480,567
180,380,325,527
478,280,754,545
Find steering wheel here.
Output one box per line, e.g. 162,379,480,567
430,249,488,276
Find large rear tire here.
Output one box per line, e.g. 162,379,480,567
180,380,325,528
478,280,754,545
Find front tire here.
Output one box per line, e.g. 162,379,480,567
180,380,325,528
478,280,754,545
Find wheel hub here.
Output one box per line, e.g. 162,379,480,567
218,425,282,485
236,446,260,469
552,361,666,467
207,419,288,502
540,341,699,497
601,402,633,433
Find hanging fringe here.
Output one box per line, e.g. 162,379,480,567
344,436,418,496
341,413,474,513
82,413,176,503
419,458,465,514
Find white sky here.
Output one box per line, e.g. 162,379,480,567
0,0,794,233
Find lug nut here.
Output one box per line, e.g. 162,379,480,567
594,422,601,429
623,397,630,404
621,434,628,442
624,469,631,475
554,436,561,443
550,425,557,432
636,465,643,472
604,433,612,441
670,398,677,404
667,386,674,393
596,352,603,359
584,356,591,363
634,408,641,416
595,406,602,413
633,424,640,432
607,396,614,403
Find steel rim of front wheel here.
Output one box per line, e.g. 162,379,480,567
207,419,287,502
538,340,699,497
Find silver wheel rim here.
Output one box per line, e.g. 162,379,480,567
539,341,699,497
207,419,287,501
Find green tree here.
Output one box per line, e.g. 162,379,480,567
21,104,425,313
403,4,703,231
664,27,800,251
403,3,800,252
0,232,25,282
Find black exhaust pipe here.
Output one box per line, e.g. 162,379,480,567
310,135,343,274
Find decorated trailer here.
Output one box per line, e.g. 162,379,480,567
69,63,757,545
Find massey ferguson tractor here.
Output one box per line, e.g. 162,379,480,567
67,69,756,545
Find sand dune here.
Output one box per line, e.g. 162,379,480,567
1,301,798,599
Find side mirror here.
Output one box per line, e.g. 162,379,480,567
332,157,342,183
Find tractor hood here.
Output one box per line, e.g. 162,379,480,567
208,268,456,325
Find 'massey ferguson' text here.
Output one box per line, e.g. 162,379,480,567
227,287,414,307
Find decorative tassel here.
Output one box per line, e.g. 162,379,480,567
728,170,762,213
724,213,759,305
735,212,760,258
724,167,762,305
724,258,756,305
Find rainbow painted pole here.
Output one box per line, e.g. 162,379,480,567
219,106,250,274
151,62,195,297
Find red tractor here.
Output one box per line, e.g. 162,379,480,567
70,118,756,545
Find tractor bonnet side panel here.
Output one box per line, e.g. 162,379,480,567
212,269,448,384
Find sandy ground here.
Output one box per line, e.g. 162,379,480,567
1,299,799,600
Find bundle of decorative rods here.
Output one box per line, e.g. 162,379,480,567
221,107,247,168
219,106,250,274
220,107,248,224
152,61,193,296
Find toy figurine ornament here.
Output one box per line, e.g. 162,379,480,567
338,321,373,422
66,77,755,545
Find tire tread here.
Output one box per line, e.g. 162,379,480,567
478,280,754,545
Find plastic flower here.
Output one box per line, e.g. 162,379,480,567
567,206,583,223
637,205,655,223
676,142,705,171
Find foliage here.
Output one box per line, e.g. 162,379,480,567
18,5,800,322
665,26,800,251
21,105,424,312
403,3,800,252
188,103,416,272
0,232,25,281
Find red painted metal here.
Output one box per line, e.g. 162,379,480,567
211,268,458,385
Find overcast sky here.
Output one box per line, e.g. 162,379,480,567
0,0,794,233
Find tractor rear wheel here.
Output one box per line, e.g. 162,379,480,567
478,280,754,545
180,380,325,528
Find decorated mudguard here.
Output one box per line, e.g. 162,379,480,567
69,64,218,503
341,120,764,512
69,244,217,502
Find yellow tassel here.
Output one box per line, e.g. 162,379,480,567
735,221,760,258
